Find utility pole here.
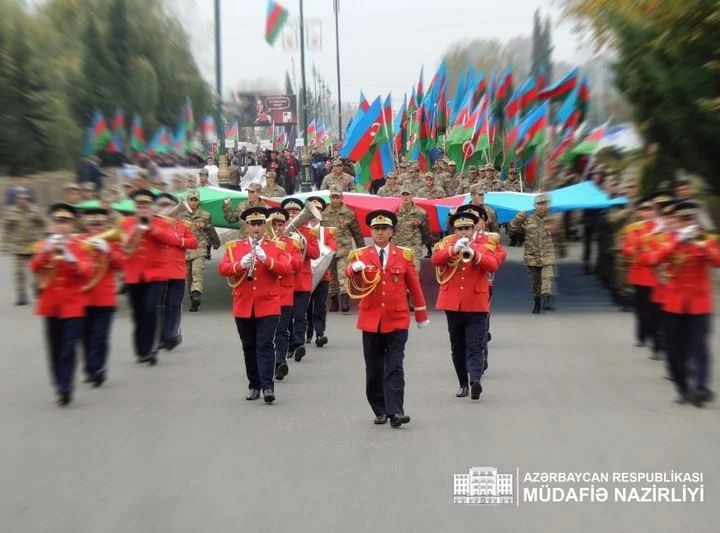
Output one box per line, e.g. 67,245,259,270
334,0,343,140
214,0,224,154
299,0,312,191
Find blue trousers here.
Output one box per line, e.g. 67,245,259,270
160,279,185,344
667,313,711,394
361,329,409,417
44,317,84,393
290,291,311,348
446,311,488,386
306,280,330,338
235,313,279,391
82,306,115,377
275,305,293,366
126,281,163,357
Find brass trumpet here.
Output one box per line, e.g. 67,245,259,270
82,227,123,251
246,237,260,281
459,245,474,263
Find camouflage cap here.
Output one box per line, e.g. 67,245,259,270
81,182,97,192
469,183,486,195
534,193,550,205
247,182,262,192
468,165,478,172
400,184,414,195
386,172,398,179
266,171,276,179
332,158,343,167
423,173,435,180
329,184,343,196
484,164,495,171
187,189,200,200
63,182,81,191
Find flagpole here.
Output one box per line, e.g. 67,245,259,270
380,96,395,172
214,0,224,153
298,0,313,192
333,0,343,140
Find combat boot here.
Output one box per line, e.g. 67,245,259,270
542,294,555,311
189,291,201,312
329,295,339,312
340,293,350,314
15,292,28,306
532,297,542,314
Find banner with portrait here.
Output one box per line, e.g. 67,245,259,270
233,93,298,127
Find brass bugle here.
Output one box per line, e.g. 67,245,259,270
82,228,123,250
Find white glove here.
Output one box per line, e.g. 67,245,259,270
254,246,267,263
64,249,77,263
453,238,470,252
240,253,253,268
678,226,694,242
351,260,366,272
417,320,430,329
90,238,109,253
43,238,55,253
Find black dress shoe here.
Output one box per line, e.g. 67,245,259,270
293,345,306,362
470,382,482,400
92,373,106,388
374,415,388,425
275,363,289,381
483,359,489,372
263,389,275,403
456,386,469,398
245,389,261,401
315,335,328,348
165,336,181,351
306,335,313,344
649,351,661,361
390,413,410,427
14,293,28,306
56,390,72,407
487,331,492,342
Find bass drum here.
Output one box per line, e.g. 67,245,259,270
311,244,336,291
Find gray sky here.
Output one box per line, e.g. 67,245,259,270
186,0,589,104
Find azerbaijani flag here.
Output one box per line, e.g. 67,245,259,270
84,109,113,155
569,121,609,156
130,114,145,152
339,96,383,161
201,115,215,140
306,119,317,145
183,97,195,131
227,120,239,142
265,0,289,47
538,67,579,101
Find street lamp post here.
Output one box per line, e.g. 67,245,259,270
214,0,225,155
334,0,342,141
298,0,313,192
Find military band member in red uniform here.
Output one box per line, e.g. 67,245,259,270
346,210,429,427
265,207,301,381
280,198,321,362
29,204,93,406
622,193,660,351
644,200,720,406
432,211,500,399
217,207,293,403
154,193,198,351
123,190,190,365
305,196,337,348
78,208,125,387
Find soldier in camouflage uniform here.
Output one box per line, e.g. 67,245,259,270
455,166,480,195
415,173,445,199
377,173,401,197
321,159,355,191
469,184,500,233
260,171,286,197
607,171,641,311
399,166,424,195
393,186,432,273
2,187,46,304
322,185,365,313
501,167,522,192
182,189,221,312
480,164,502,192
508,193,564,314
222,183,270,239
442,161,461,196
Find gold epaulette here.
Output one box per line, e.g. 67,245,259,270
182,220,192,228
432,241,443,252
309,227,320,237
484,242,497,252
398,246,415,262
292,237,303,249
443,235,454,246
348,246,369,261
486,232,501,245
274,240,286,251
224,240,239,250
623,221,644,234
30,240,44,254
327,227,337,236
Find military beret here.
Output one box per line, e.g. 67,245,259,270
48,202,77,220
366,209,397,228
281,198,304,211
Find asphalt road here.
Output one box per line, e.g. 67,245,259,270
1,243,718,533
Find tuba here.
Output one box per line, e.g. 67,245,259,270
286,202,323,260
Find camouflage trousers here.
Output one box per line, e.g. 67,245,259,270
13,254,32,295
614,252,632,298
186,257,207,293
527,265,555,296
328,254,350,297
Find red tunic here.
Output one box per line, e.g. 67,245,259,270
158,218,198,280
79,239,125,308
217,237,294,318
622,219,658,287
122,216,190,283
345,245,428,333
29,238,93,318
291,226,321,292
431,234,500,312
646,232,720,315
277,235,302,307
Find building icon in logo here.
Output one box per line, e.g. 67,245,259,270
453,467,513,505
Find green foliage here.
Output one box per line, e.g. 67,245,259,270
0,0,213,175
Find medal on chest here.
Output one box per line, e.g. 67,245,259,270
338,215,345,226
